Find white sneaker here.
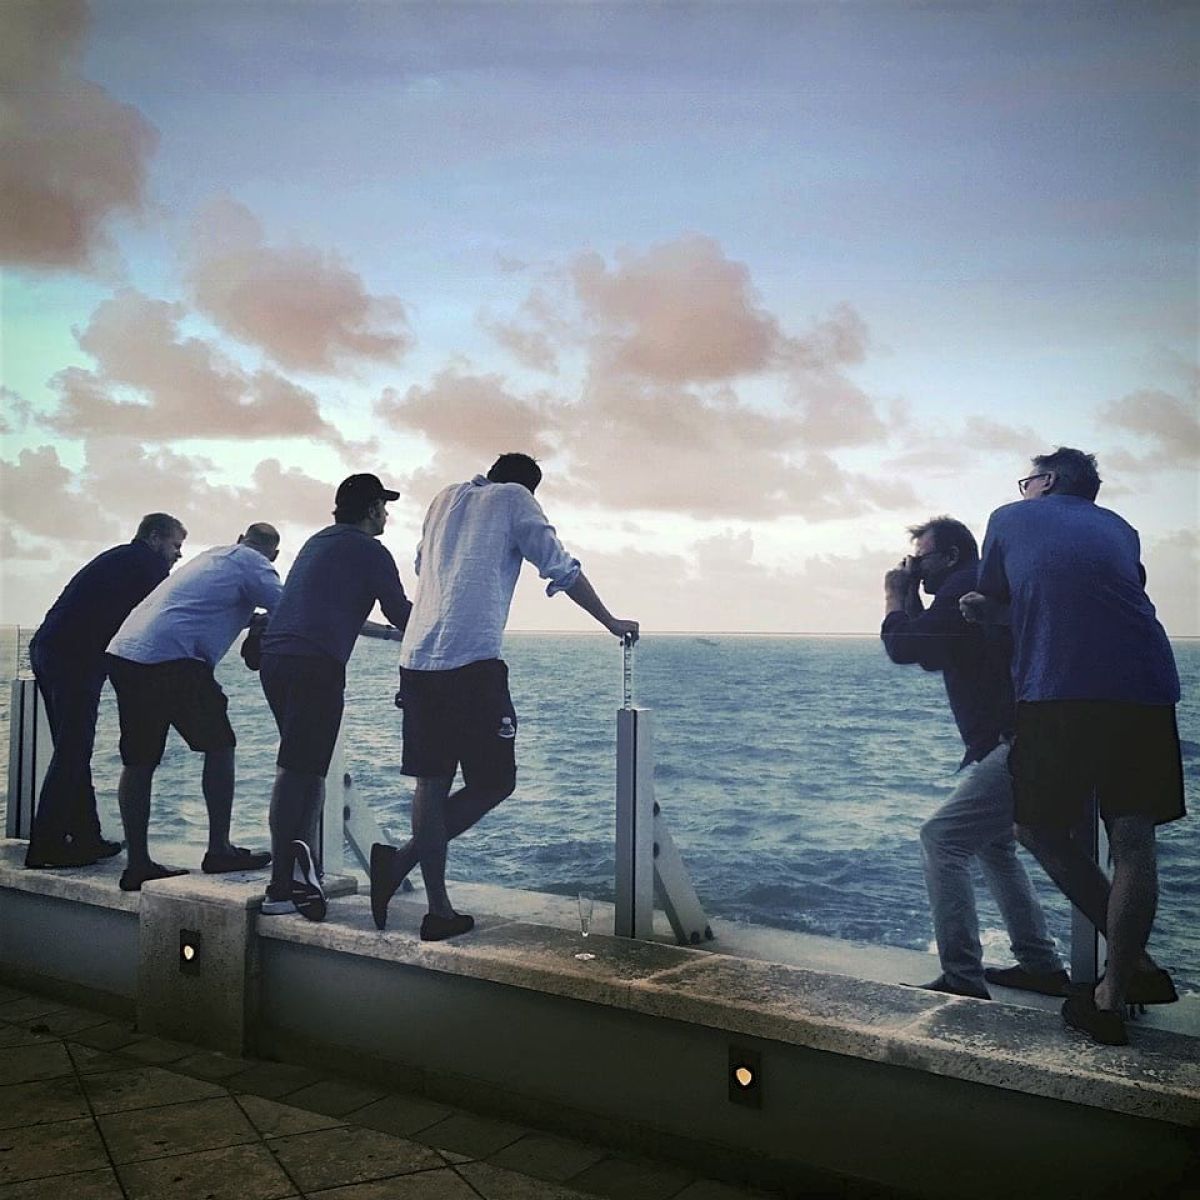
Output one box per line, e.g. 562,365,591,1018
290,840,326,922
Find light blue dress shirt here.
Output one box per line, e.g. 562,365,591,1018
108,543,283,670
400,476,581,671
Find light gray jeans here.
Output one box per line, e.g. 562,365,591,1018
920,741,1062,994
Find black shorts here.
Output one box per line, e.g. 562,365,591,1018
260,653,345,778
399,658,517,792
106,655,235,768
1010,700,1185,829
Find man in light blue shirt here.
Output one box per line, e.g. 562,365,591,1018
106,523,283,890
371,453,639,940
963,447,1184,1046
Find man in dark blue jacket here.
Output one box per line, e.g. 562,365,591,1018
882,516,1065,1000
26,513,187,868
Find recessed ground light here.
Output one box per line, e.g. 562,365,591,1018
728,1046,762,1108
179,930,202,975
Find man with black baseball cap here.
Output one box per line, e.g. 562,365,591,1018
258,473,411,920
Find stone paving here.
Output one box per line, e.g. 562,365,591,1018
0,981,778,1200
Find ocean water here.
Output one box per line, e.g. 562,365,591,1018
3,630,1197,985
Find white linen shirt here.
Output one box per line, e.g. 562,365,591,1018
108,543,282,670
400,476,581,671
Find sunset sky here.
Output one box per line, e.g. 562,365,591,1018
2,1,1197,635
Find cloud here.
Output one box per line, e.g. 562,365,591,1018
571,235,785,383
789,373,890,449
374,364,561,463
0,387,33,434
886,415,1041,474
0,0,157,272
0,444,120,541
0,526,54,561
1100,385,1200,470
44,288,363,453
0,435,370,559
561,378,915,520
504,532,902,633
479,316,559,374
186,196,412,373
0,440,372,622
1142,528,1199,637
786,303,871,371
78,438,345,546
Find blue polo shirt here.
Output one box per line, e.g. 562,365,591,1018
262,525,411,665
881,564,1015,768
976,495,1179,705
32,541,169,664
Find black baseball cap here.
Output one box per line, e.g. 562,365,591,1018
334,473,400,512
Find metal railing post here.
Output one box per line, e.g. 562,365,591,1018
1069,793,1106,985
614,635,655,938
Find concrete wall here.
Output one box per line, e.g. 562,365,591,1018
0,889,138,1005
255,938,1199,1200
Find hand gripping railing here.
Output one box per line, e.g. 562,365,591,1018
614,635,713,945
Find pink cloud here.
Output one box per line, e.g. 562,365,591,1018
0,0,157,273
0,444,119,541
571,235,784,383
479,317,559,373
186,196,412,373
45,289,362,453
786,303,870,371
561,379,915,520
78,439,348,546
377,368,563,460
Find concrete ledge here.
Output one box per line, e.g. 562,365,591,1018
258,892,1200,1129
2,838,1197,1151
0,841,357,909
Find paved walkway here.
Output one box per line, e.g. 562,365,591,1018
0,981,776,1200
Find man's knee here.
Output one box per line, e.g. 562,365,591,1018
1106,814,1156,866
919,817,944,852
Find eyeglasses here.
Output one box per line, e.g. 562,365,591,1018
1018,473,1051,495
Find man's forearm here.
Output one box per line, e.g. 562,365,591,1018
565,572,618,632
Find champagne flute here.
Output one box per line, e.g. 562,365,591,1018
575,891,595,960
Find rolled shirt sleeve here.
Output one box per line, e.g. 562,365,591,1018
511,492,581,596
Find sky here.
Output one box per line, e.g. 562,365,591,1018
2,0,1197,635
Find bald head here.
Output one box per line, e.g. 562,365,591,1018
239,523,280,560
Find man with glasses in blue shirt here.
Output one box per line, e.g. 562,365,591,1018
962,447,1184,1045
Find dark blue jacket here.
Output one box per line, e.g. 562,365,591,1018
32,541,169,666
880,564,1015,768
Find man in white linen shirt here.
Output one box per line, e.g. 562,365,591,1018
106,523,283,891
370,453,639,940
